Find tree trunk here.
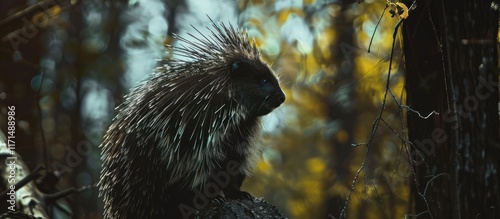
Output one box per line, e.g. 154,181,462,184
325,3,357,217
403,0,499,218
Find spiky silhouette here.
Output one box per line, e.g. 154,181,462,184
99,20,285,219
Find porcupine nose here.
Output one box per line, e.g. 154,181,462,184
275,90,286,104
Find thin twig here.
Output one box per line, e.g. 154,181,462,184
340,1,420,217
405,210,430,218
339,160,366,218
1,1,77,43
340,17,403,218
368,4,389,53
423,173,448,196
403,105,439,119
380,118,406,142
415,173,449,219
0,0,62,27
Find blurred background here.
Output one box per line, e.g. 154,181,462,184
0,0,409,218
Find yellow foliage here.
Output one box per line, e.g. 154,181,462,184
288,200,307,217
277,9,305,25
49,5,62,16
388,2,409,19
32,6,62,28
307,157,326,174
316,28,337,62
240,1,410,218
249,0,265,5
257,160,273,175
302,179,323,199
334,129,349,144
304,0,315,5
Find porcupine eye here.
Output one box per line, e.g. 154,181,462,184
253,73,285,116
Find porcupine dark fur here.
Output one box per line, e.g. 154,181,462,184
99,20,285,219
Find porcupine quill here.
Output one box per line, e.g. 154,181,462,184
99,19,286,219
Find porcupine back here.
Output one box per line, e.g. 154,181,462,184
99,21,285,219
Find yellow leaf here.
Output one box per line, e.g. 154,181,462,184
256,160,272,174
307,157,326,174
304,0,315,5
388,2,409,19
49,5,62,16
395,3,409,19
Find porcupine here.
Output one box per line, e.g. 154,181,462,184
99,20,286,219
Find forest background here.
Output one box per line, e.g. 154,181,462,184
0,0,498,218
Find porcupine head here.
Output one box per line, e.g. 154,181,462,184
99,19,285,219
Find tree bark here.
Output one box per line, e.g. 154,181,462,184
403,0,499,218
